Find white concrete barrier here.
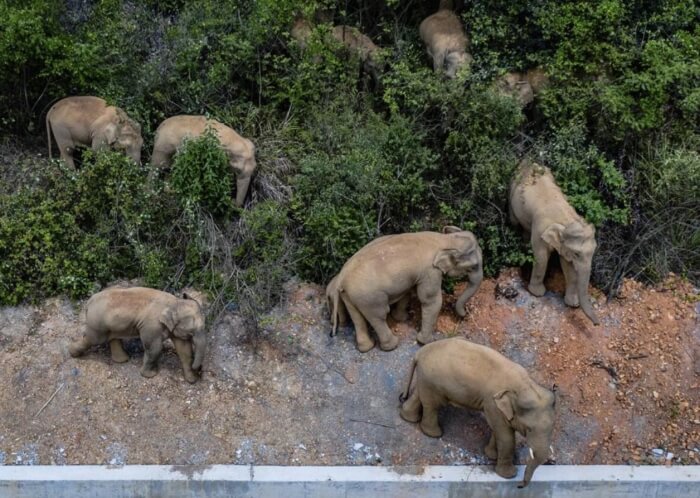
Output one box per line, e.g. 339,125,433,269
1,465,699,497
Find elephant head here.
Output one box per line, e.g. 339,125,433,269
493,384,556,488
99,109,143,164
496,72,534,107
445,51,472,78
434,226,484,317
541,220,600,325
159,295,207,371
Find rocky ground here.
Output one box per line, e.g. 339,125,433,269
0,269,698,470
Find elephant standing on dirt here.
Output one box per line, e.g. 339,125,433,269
400,337,555,488
46,96,143,167
509,160,600,325
419,8,472,78
69,287,207,384
150,115,257,207
327,227,483,352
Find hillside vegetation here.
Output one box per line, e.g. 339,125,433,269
0,0,698,325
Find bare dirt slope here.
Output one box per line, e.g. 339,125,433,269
0,269,698,469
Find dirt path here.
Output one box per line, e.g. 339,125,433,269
0,269,698,468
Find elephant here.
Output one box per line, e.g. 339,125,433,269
399,337,555,487
327,227,483,352
419,8,472,78
509,160,600,325
330,25,384,81
495,67,550,107
150,115,256,207
46,96,143,167
68,287,207,383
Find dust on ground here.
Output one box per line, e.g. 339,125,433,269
0,269,698,468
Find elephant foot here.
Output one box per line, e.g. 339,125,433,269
111,350,129,363
416,331,434,346
564,292,580,307
391,309,409,322
419,422,443,438
140,366,159,378
528,282,546,297
495,463,517,479
379,334,399,352
356,337,376,353
68,342,85,358
399,405,421,423
484,443,498,460
183,370,198,384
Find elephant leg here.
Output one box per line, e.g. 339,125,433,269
52,129,76,168
337,299,348,328
364,304,399,351
342,298,375,353
140,336,163,378
68,328,104,357
399,390,422,423
390,293,410,322
415,282,442,345
109,339,129,363
494,429,517,479
418,388,443,438
528,240,550,297
173,337,198,384
560,258,580,307
485,433,498,460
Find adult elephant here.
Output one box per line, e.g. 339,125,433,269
46,96,143,167
69,287,207,383
150,116,257,207
327,227,483,352
509,160,600,325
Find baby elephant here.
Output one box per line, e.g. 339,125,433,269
400,337,555,487
419,8,472,78
69,287,207,383
495,67,550,107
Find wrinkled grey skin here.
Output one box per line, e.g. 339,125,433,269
400,337,555,487
47,96,143,167
151,115,256,207
69,287,207,383
327,227,483,352
509,160,600,325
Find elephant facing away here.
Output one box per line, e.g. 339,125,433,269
150,115,256,207
400,337,555,487
327,227,483,352
330,25,384,81
509,160,600,325
419,8,472,78
69,287,207,384
46,96,143,167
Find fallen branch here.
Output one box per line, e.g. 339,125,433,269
589,358,618,380
34,383,65,418
348,418,395,429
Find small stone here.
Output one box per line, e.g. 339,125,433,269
651,448,664,457
353,443,364,451
666,452,674,460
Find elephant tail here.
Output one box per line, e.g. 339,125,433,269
399,355,418,403
330,286,341,337
46,111,53,160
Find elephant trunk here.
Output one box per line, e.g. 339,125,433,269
192,331,207,371
455,267,483,317
518,453,545,488
577,268,600,325
235,174,252,207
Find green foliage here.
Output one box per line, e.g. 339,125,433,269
171,127,235,218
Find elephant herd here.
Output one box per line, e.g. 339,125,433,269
54,4,603,489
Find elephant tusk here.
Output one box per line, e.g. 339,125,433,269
529,448,534,460
550,445,554,457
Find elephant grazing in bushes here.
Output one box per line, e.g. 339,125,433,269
400,337,556,487
150,115,256,207
69,287,207,384
46,96,143,167
327,227,483,352
419,8,472,78
495,67,550,107
509,160,600,325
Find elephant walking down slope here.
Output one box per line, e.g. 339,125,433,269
419,8,472,78
327,227,483,352
151,115,256,207
69,287,207,384
46,96,143,167
509,160,601,325
399,337,556,487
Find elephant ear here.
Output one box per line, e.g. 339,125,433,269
442,225,462,234
159,306,177,333
494,390,515,421
102,122,119,145
541,223,565,252
433,249,457,274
